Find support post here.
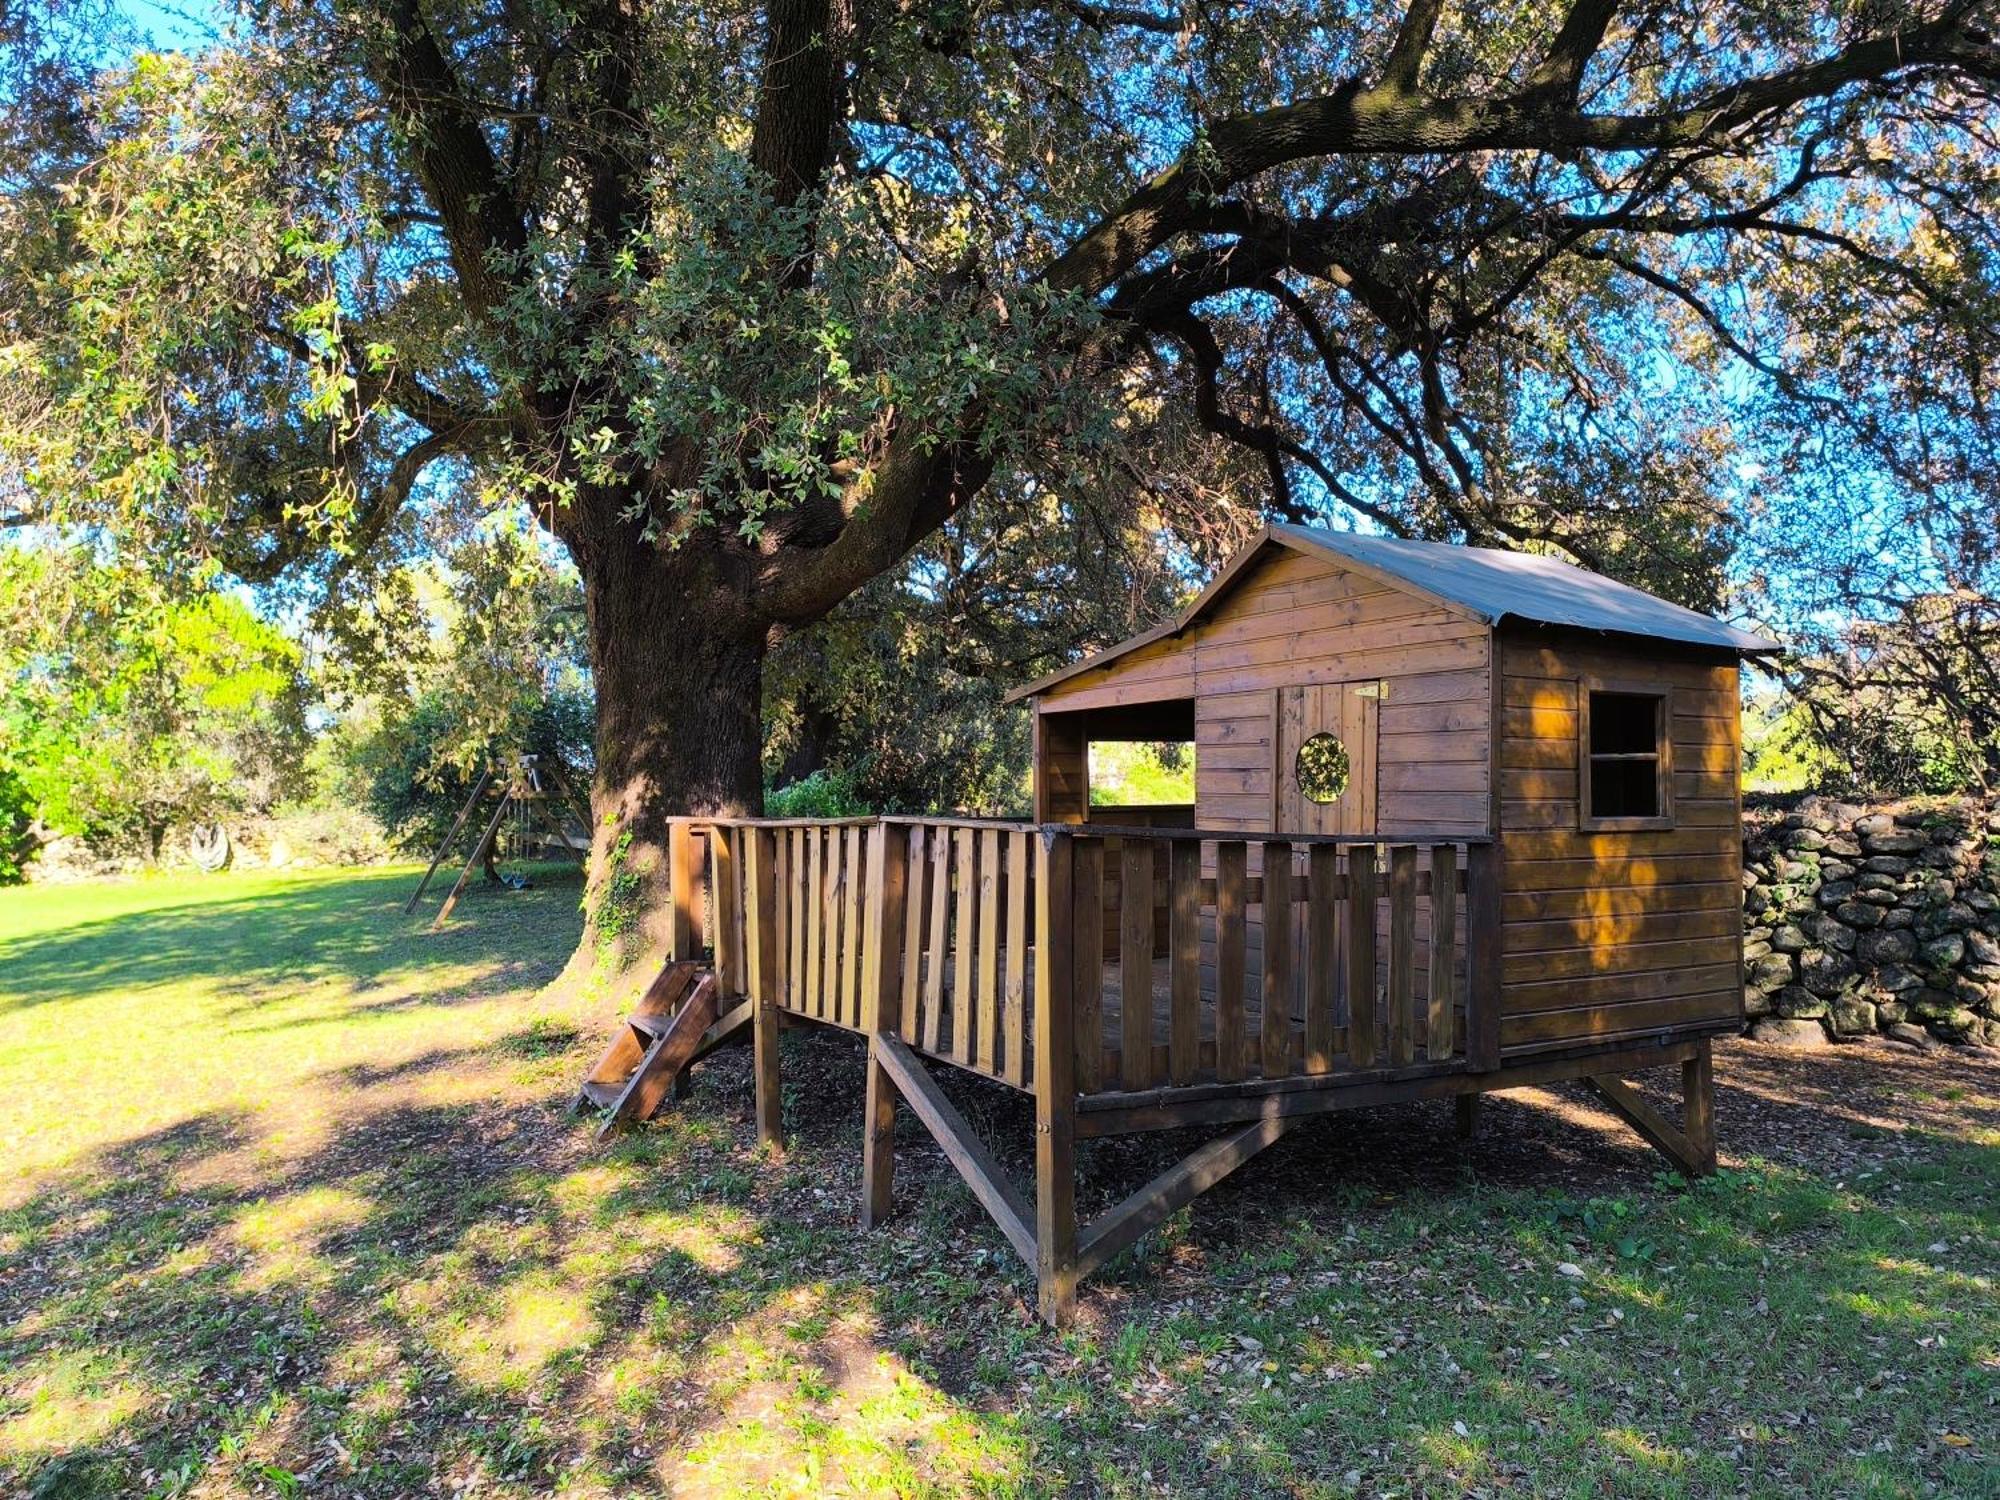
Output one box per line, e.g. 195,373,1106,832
747,827,783,1153
1455,1093,1482,1140
711,826,739,999
1034,828,1079,1326
1586,1064,1716,1178
1465,840,1502,1072
668,821,701,962
860,822,907,1227
431,787,512,930
404,767,494,913
1682,1039,1716,1174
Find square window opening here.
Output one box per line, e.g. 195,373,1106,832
1583,689,1668,824
1087,740,1195,808
1590,692,1660,757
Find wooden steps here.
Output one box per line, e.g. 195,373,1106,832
571,961,722,1139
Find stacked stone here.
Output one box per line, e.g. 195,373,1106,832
1741,798,2000,1047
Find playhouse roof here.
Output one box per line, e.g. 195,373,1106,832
1009,523,1781,703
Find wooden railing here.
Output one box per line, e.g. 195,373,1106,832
665,817,1498,1099
1055,828,1498,1092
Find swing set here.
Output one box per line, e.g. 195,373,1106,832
402,753,593,928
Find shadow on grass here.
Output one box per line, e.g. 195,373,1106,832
0,1019,1039,1498
2,926,1995,1498
0,864,586,1019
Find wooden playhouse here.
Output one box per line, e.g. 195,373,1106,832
580,524,1778,1324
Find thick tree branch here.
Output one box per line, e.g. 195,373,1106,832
334,425,471,573
366,0,528,319
1159,311,1409,534
1381,0,1446,93
755,424,1000,623
256,324,489,438
1043,8,1995,298
1523,0,1624,99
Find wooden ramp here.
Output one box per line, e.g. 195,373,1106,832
572,961,749,1139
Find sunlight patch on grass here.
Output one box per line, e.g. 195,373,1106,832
674,1337,1026,1498
621,1207,748,1276
665,1284,1029,1496
1414,1425,1491,1487
229,1185,374,1289
549,1162,640,1217
0,1349,152,1461
426,1277,598,1390
1599,1426,1693,1471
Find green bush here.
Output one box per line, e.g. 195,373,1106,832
764,767,871,818
0,766,35,885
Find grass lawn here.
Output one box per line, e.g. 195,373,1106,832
1,869,1996,1498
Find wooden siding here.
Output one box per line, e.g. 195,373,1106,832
1496,632,1744,1055
1182,549,1492,839
1036,549,1492,839
1037,549,1490,1001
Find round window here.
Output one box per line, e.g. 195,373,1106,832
1295,732,1351,805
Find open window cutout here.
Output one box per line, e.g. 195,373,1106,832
1581,687,1673,830
1294,732,1351,804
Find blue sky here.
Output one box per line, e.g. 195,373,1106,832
115,0,218,50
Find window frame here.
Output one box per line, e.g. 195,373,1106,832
1577,678,1676,832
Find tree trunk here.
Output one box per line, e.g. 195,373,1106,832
775,696,838,787
555,525,768,992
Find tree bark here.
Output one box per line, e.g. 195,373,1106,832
557,518,768,987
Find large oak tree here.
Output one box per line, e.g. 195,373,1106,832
6,0,1998,957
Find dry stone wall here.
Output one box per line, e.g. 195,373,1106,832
1742,797,2000,1047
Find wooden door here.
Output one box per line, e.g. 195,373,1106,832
1275,682,1379,836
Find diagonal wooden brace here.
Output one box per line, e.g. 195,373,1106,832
871,1035,1038,1270
1076,1111,1302,1280
1585,1040,1716,1177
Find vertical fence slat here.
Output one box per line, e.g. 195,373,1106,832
1427,843,1459,1061
1305,843,1338,1072
1261,840,1293,1079
750,828,782,1149
1004,830,1029,1088
804,827,824,1019
828,829,846,1025
742,827,765,1002
923,831,950,1054
772,828,790,1009
1216,840,1247,1083
712,827,739,999
790,830,808,1011
824,829,845,1022
900,826,927,1043
862,823,904,1035
1071,839,1104,1093
952,829,976,1064
1347,847,1377,1067
1388,844,1417,1067
843,825,865,1027
832,828,850,1024
1168,838,1200,1086
1119,837,1157,1090
977,827,1001,1075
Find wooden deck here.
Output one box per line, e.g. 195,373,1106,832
647,814,1719,1324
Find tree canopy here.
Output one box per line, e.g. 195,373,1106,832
0,547,311,867
5,0,2000,933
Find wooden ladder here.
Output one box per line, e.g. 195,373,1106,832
571,961,721,1139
